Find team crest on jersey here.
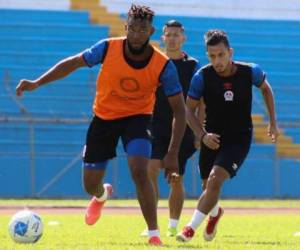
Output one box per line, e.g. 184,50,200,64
224,90,234,101
223,82,232,90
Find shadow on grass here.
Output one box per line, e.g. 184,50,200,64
222,239,282,246
220,234,282,246
104,241,204,249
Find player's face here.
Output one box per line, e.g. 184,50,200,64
207,42,233,74
162,27,185,52
125,17,154,54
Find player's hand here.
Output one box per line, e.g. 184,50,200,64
163,152,179,183
202,133,220,150
268,123,280,143
16,79,39,97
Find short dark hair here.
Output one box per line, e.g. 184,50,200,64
128,4,155,23
204,29,230,48
163,20,184,33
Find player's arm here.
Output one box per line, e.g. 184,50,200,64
167,93,186,154
16,39,108,96
259,80,280,142
186,71,206,138
186,97,205,139
187,71,220,150
194,97,206,149
16,54,87,96
191,61,205,149
197,98,206,131
160,60,186,180
252,63,280,142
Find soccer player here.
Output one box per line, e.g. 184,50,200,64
176,29,279,242
141,20,201,237
15,4,187,246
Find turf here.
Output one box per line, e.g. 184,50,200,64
1,213,300,250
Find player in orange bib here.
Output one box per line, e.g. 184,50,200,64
16,4,186,246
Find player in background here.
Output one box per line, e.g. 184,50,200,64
141,20,201,237
16,5,187,246
177,29,279,242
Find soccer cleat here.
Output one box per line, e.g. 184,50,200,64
203,207,224,241
140,228,148,237
166,227,177,237
176,226,195,242
85,183,113,225
148,236,163,246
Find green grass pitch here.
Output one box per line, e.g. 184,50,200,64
0,199,300,250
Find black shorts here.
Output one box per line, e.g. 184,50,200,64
199,133,252,179
83,114,152,163
151,129,196,175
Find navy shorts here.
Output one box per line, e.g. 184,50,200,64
151,128,196,175
199,133,252,179
83,114,152,163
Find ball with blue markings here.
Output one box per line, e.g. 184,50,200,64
8,210,43,243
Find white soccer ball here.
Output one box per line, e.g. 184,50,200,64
8,210,43,243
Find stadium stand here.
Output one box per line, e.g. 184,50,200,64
0,0,300,198
101,0,300,20
0,6,105,197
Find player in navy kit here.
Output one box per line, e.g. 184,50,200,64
177,29,279,242
140,20,201,237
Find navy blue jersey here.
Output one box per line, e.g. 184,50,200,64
152,53,200,136
188,62,265,135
